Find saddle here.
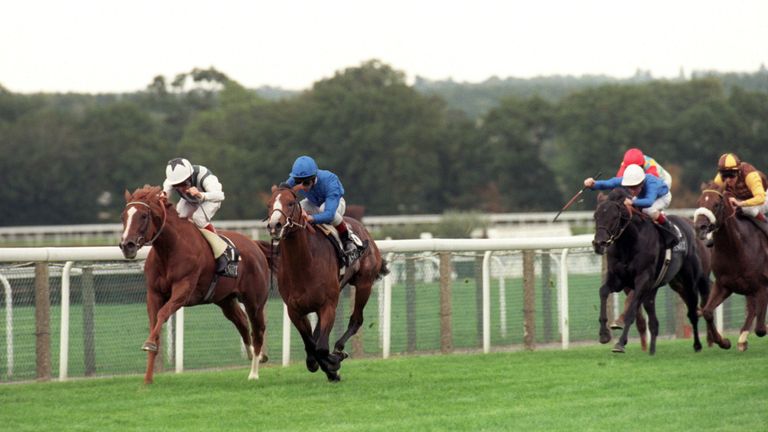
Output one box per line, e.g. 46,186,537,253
315,224,368,268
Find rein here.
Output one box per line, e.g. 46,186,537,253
125,199,167,246
698,189,737,234
599,200,634,246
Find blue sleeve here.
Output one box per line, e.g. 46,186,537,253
591,177,623,190
312,193,341,224
632,177,663,208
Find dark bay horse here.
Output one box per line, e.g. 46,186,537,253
266,185,388,381
119,185,271,384
693,182,768,351
593,188,711,354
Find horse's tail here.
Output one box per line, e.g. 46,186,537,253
376,258,390,280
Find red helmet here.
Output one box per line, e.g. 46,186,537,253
622,148,645,167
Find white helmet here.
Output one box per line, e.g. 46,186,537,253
621,164,645,187
165,158,193,185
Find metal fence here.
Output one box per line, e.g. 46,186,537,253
0,236,741,383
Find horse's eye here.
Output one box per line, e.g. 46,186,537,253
288,202,295,207
140,213,148,219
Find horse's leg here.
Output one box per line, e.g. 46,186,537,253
738,296,758,352
700,281,732,350
315,303,341,382
753,288,768,337
598,283,613,344
634,302,648,352
287,309,319,373
641,293,659,355
143,288,164,385
241,293,268,380
611,288,633,330
613,274,650,353
143,283,190,383
669,277,703,352
217,296,265,380
333,282,373,358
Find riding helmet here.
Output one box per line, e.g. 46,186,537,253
165,157,194,185
717,153,741,172
290,155,318,178
621,164,645,187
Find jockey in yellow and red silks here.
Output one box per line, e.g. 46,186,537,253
713,153,768,222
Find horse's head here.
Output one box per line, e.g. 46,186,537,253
592,188,633,255
265,185,304,242
693,181,729,241
119,185,167,259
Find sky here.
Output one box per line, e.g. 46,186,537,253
2,0,767,94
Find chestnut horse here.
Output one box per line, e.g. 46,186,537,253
593,188,711,354
119,185,271,384
693,182,768,351
266,185,388,381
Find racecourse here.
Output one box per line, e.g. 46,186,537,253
2,339,766,431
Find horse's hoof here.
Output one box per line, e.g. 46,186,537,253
259,354,269,364
738,341,748,352
306,358,319,373
755,328,766,337
610,322,623,330
721,339,732,350
333,350,349,361
693,343,702,352
326,372,341,382
611,344,625,354
599,333,611,344
141,342,158,352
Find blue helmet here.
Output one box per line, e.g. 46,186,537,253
290,155,318,178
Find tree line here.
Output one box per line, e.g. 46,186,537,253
1,60,767,226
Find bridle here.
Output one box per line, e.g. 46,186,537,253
596,200,633,246
124,199,167,246
694,188,735,235
267,188,307,240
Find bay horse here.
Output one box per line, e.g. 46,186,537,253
593,188,711,354
119,185,271,384
693,182,768,351
266,185,388,381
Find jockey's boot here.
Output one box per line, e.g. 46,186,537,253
657,213,679,249
339,231,357,266
215,247,238,278
757,213,767,223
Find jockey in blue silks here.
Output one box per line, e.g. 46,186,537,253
282,155,357,258
584,163,678,247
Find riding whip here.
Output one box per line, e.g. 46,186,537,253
552,171,602,222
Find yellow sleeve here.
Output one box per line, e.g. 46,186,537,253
741,171,766,206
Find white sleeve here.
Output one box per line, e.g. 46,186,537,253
200,174,225,202
162,179,173,196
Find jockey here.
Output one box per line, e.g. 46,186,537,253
281,155,358,261
162,157,234,277
585,164,678,247
616,148,673,189
713,153,768,222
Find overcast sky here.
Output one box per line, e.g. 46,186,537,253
2,0,767,94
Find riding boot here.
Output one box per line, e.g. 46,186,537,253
339,230,357,266
215,254,229,275
660,219,679,249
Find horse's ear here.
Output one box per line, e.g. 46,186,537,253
270,184,278,193
596,192,608,203
124,189,132,202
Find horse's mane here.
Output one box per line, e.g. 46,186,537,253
607,187,632,201
701,180,724,193
129,185,174,211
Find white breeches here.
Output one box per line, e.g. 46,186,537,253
177,200,221,228
741,201,768,217
641,192,672,220
300,197,346,226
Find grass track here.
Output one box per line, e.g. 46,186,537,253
2,339,767,431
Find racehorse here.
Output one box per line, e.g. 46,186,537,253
119,185,271,384
693,182,768,351
593,188,711,354
266,185,388,381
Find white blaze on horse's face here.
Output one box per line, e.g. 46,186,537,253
121,206,138,243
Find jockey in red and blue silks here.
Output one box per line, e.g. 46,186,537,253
616,148,673,189
282,155,356,256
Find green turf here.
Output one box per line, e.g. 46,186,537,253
1,340,766,432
